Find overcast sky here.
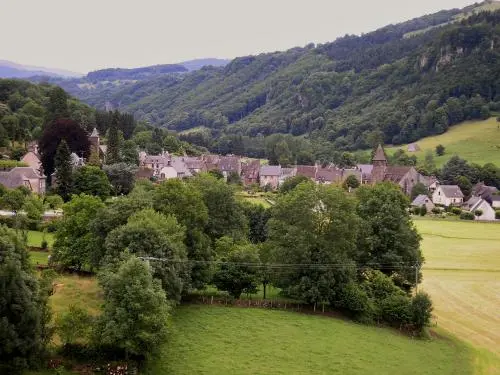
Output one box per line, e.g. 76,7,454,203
2,0,474,73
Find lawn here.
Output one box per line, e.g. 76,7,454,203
26,230,55,248
415,219,500,365
236,191,273,208
385,118,500,167
29,250,50,265
144,305,474,375
50,274,102,317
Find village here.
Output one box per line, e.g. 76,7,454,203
2,129,499,222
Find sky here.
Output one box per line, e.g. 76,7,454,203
2,0,476,73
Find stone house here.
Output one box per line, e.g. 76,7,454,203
241,160,260,185
411,194,435,211
260,165,281,189
0,167,46,194
432,185,464,206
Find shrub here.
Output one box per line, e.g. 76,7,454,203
40,219,61,233
431,207,441,214
451,207,462,215
496,210,500,220
338,282,374,323
460,211,475,220
474,209,483,217
56,305,94,347
410,292,433,331
379,294,411,326
419,205,427,216
411,207,420,215
41,240,48,250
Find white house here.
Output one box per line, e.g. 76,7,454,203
432,185,464,206
491,196,500,209
463,197,496,221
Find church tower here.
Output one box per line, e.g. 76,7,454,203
371,144,387,183
89,128,100,154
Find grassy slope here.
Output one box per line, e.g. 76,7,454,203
385,118,500,167
26,230,55,248
145,305,473,375
415,219,500,368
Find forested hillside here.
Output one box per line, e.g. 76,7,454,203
36,3,500,162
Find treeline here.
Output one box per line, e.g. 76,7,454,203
46,7,500,159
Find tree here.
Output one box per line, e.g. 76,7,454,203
241,202,271,244
440,156,472,185
122,139,139,166
72,166,111,200
52,194,105,270
22,195,44,228
435,144,445,156
104,209,188,301
38,119,90,185
410,182,427,200
0,188,26,213
190,174,248,243
213,243,260,299
268,184,359,304
279,175,311,194
456,175,472,198
105,111,121,164
56,306,93,347
410,292,433,331
47,86,69,121
343,175,360,190
53,140,73,201
356,183,423,290
0,226,51,374
422,151,436,175
44,194,64,210
103,163,138,195
153,179,212,289
97,254,170,359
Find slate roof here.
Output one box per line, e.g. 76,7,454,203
296,165,317,179
219,156,240,172
472,182,498,202
438,185,464,198
316,167,342,183
260,165,281,176
411,194,432,206
135,168,154,179
384,166,412,182
373,144,387,162
0,167,44,189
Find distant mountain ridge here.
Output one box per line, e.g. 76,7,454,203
0,60,82,78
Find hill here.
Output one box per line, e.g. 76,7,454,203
385,117,500,167
41,2,500,163
144,305,474,375
0,60,81,78
180,58,230,71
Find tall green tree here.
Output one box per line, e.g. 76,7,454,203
97,254,170,359
72,166,111,200
213,243,260,299
268,183,360,304
0,226,51,374
190,174,248,243
356,183,423,290
105,111,121,164
122,139,139,166
153,179,212,289
47,86,69,121
52,194,105,270
54,140,73,201
104,209,188,301
103,163,138,195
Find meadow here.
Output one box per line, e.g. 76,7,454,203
385,118,500,167
415,220,500,361
26,230,55,248
144,305,473,375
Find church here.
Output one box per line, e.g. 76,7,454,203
368,144,423,196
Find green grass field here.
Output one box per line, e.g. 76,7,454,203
385,118,500,167
144,305,473,375
415,219,500,370
236,191,273,208
26,230,55,248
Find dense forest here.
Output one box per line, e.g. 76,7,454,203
38,2,500,162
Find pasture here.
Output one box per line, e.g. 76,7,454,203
27,230,55,248
144,305,473,375
415,219,500,369
385,118,500,167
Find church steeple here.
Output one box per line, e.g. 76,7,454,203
372,144,387,167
